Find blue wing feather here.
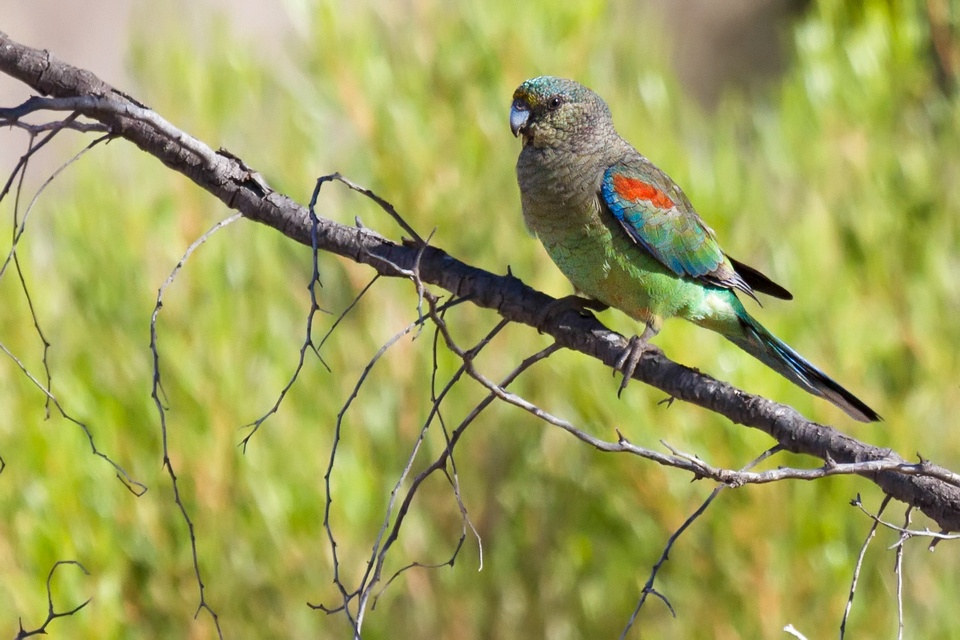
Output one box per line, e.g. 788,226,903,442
599,162,786,302
600,164,725,281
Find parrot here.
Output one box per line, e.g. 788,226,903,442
509,75,879,422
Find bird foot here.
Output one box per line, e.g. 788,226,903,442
534,295,608,333
613,329,659,397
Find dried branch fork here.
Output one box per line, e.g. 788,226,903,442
2,30,959,530
14,560,91,639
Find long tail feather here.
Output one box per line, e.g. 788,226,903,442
725,312,880,422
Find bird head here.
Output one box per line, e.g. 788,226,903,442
510,76,612,149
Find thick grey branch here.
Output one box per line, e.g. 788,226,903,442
2,30,959,530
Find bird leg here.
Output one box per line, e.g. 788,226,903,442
533,294,609,333
614,323,659,397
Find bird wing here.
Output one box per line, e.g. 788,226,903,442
600,160,756,292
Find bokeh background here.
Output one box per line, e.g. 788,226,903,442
2,0,959,637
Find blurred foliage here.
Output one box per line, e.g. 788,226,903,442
1,0,959,637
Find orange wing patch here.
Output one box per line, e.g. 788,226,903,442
612,174,675,210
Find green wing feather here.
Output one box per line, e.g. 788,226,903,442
600,161,791,301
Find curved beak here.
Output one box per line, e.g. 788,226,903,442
509,100,530,137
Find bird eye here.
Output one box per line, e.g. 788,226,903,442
548,96,563,110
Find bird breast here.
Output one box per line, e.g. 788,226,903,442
517,147,605,231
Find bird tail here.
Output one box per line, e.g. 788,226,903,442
724,310,880,422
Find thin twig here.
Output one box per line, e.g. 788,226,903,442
0,340,146,494
149,213,240,640
619,446,783,638
1,95,223,170
895,506,913,640
356,313,511,623
15,560,91,639
852,497,960,541
315,172,425,246
841,494,891,639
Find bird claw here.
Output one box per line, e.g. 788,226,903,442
614,324,660,396
657,395,676,408
614,335,648,397
534,294,608,333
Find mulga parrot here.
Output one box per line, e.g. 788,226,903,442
509,75,879,422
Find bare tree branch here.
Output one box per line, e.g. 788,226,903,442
2,30,959,533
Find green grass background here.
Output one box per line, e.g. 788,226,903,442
2,0,959,637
